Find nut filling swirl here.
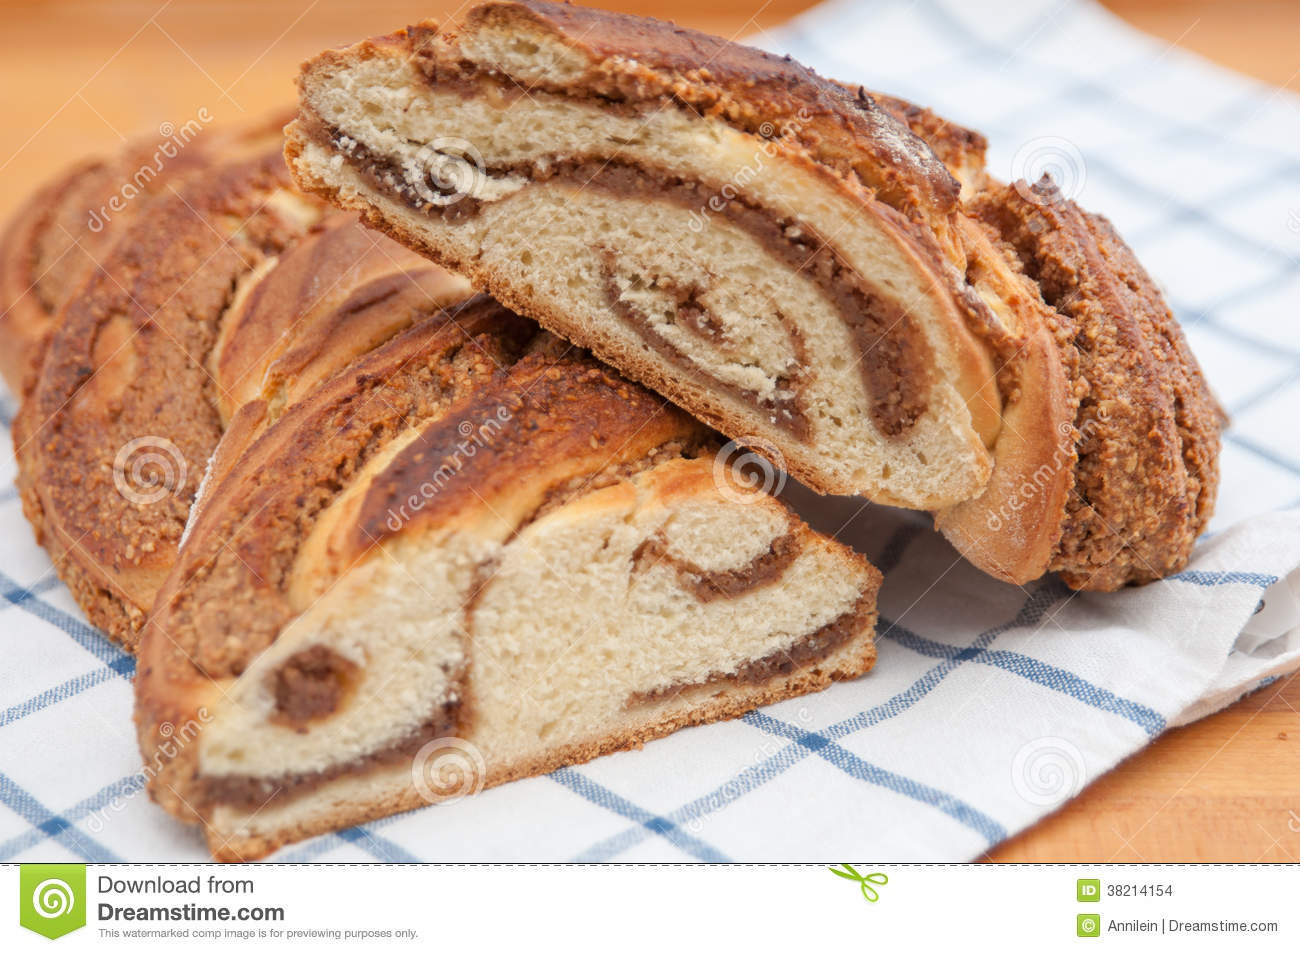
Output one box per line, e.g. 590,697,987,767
317,121,935,443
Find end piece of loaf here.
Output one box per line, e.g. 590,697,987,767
881,108,1224,589
0,114,292,398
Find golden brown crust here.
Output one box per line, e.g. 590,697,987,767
0,115,293,399
933,214,1078,584
861,89,988,197
0,152,190,398
196,213,475,536
0,163,82,396
968,184,1222,589
210,211,464,420
431,0,961,217
141,297,543,679
348,346,705,559
13,133,324,649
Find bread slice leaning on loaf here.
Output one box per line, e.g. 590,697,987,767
285,0,1223,590
285,0,1005,510
136,294,881,862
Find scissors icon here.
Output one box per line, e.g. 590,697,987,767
828,864,888,902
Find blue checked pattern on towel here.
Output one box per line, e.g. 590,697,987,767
2,0,1299,862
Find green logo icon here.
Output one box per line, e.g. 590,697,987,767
19,864,86,939
1077,913,1101,938
1077,878,1100,902
828,864,888,902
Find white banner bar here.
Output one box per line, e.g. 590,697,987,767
4,863,1296,951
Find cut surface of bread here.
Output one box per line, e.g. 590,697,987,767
12,134,469,649
135,295,881,861
286,0,1005,509
287,1,1222,590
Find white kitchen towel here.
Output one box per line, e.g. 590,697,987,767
2,0,1299,862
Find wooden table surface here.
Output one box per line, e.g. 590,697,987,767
1,0,1297,862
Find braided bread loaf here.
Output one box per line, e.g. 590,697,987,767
2,125,880,860
0,0,1226,860
287,0,1222,590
